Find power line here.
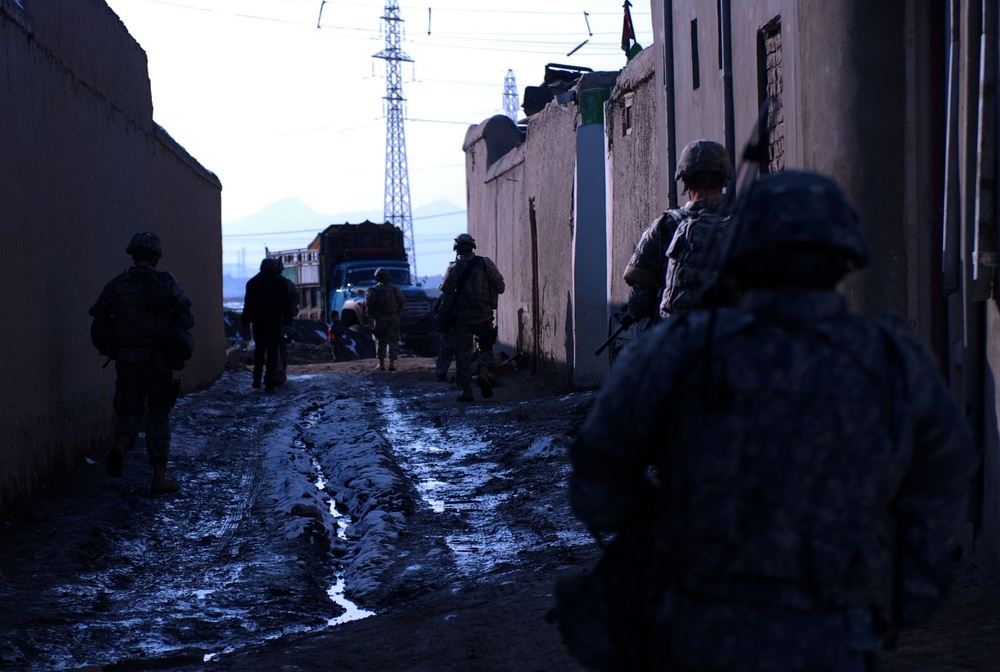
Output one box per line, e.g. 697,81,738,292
222,210,467,239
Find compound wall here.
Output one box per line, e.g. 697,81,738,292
0,0,224,514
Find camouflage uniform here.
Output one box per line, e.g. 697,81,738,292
439,245,505,399
660,207,735,316
567,171,978,671
90,248,194,466
624,195,729,321
624,140,734,323
365,278,405,363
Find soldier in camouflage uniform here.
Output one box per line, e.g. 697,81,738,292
566,171,977,671
89,231,194,495
623,139,733,324
439,233,505,402
365,267,405,371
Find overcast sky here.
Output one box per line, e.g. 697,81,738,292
103,0,652,276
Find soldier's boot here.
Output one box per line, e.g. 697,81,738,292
457,388,474,402
376,357,386,372
106,434,130,478
474,375,493,399
388,358,397,372
150,461,180,495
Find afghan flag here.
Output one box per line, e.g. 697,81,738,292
621,0,642,60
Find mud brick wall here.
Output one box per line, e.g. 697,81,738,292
464,106,578,388
605,48,661,319
0,0,224,514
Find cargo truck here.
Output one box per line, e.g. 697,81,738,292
321,221,436,350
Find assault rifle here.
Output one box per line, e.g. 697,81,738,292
594,305,635,357
699,96,772,306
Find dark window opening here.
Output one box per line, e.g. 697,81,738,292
716,1,724,69
623,92,634,137
691,19,701,90
756,16,784,174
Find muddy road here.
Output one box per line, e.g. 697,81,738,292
2,353,997,671
0,358,596,671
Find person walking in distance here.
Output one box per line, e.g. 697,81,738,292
327,309,346,362
89,231,195,495
623,139,735,326
562,171,978,671
438,233,505,402
366,267,405,371
241,257,293,392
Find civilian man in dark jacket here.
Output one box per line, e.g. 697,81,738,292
242,257,293,392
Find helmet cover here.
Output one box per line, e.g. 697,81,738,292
453,233,476,251
727,170,870,269
125,231,162,257
674,140,734,183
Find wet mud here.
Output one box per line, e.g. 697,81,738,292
0,358,594,671
3,354,992,671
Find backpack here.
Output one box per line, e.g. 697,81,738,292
160,324,195,370
661,211,731,315
90,315,117,360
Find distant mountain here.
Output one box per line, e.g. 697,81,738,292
222,197,466,283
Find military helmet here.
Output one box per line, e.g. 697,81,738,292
260,257,281,272
727,170,870,269
374,267,390,280
125,231,162,257
454,233,476,251
674,140,733,183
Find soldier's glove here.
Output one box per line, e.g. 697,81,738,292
618,312,637,329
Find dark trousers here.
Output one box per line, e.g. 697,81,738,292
251,322,282,388
253,339,280,387
114,362,174,463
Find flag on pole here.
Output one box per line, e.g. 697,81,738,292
621,0,642,60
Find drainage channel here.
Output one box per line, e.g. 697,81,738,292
298,405,376,627
310,456,376,626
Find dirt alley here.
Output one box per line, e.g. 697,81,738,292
0,355,996,671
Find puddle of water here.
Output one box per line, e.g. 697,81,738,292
377,395,527,575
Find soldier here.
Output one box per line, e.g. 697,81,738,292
89,231,194,495
564,171,978,670
438,233,505,402
623,139,733,324
365,267,405,371
242,257,293,392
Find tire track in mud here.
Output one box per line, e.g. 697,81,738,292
0,373,349,671
368,378,594,583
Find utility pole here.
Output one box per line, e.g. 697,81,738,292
503,69,520,124
374,2,417,279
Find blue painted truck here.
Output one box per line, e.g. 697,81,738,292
323,221,436,348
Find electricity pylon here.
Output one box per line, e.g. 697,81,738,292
374,2,417,278
503,69,520,123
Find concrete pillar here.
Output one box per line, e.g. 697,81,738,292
573,86,612,389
